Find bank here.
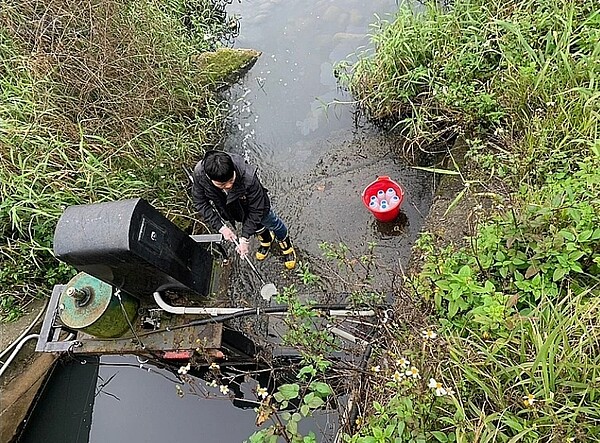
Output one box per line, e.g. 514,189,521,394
341,0,600,441
0,1,260,440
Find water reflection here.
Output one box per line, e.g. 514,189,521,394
19,357,99,443
224,0,402,170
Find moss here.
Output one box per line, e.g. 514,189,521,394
195,48,261,88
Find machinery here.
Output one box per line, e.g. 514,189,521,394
36,198,258,364
36,198,379,370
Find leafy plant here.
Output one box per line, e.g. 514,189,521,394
248,371,334,443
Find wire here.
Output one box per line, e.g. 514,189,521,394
0,334,40,378
0,297,48,363
139,303,388,336
115,289,145,349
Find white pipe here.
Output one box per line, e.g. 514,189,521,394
153,292,247,316
0,301,47,362
329,310,375,317
153,292,377,318
0,334,40,378
328,326,368,345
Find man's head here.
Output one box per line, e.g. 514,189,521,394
203,150,236,190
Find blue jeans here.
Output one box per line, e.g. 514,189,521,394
260,209,288,241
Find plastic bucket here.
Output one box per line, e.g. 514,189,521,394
361,176,404,222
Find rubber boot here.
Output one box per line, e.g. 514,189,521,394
278,236,296,270
255,229,274,261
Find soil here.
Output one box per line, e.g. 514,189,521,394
0,298,57,442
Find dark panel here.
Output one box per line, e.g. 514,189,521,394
54,198,213,298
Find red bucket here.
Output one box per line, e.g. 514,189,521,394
361,176,404,222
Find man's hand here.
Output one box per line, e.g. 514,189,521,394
236,237,250,258
219,225,237,241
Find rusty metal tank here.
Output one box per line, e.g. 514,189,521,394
58,272,138,338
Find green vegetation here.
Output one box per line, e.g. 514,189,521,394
0,0,256,319
243,244,387,443
249,373,334,443
337,0,600,441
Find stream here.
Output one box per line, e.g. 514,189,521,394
18,1,435,442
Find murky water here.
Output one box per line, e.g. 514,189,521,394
20,1,436,442
223,0,434,299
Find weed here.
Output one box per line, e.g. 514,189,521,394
0,296,23,323
0,0,251,320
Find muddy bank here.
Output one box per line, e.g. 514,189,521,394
0,298,57,442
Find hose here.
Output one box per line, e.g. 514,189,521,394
0,334,40,378
0,298,48,363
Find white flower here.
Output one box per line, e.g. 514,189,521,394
219,385,230,395
428,378,447,396
370,365,381,373
392,371,403,383
178,362,191,375
206,380,217,388
256,385,268,399
523,393,536,407
396,357,410,369
405,366,421,379
175,385,184,398
209,362,220,370
446,386,455,396
422,329,437,340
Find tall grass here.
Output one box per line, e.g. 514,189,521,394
345,289,600,442
0,0,237,316
342,0,599,183
448,290,600,441
340,0,600,441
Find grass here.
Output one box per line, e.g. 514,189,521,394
340,0,599,181
446,290,600,440
0,0,255,320
338,0,600,440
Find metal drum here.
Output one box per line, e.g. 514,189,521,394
58,272,138,338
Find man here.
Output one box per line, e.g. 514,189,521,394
192,150,296,270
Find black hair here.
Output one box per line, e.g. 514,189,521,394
203,150,234,182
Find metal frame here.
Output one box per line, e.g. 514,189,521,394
35,234,231,356
36,285,78,353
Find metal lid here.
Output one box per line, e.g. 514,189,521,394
59,273,114,329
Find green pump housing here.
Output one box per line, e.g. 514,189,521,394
59,272,138,338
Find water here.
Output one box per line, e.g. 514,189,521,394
21,1,436,442
19,356,259,442
223,0,402,169
223,0,434,299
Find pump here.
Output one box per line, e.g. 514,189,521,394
36,198,240,361
36,198,377,367
53,198,214,298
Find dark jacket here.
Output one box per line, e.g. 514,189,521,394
191,153,270,238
